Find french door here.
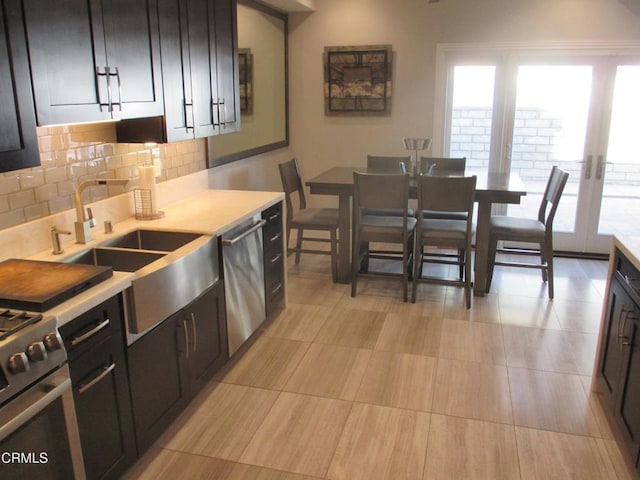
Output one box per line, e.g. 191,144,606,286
435,44,640,254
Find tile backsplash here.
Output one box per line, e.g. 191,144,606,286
0,123,207,230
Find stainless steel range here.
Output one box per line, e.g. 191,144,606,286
0,309,85,479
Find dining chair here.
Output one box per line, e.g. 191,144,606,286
361,155,415,266
278,158,339,282
419,156,466,176
351,172,416,302
485,166,569,299
366,155,411,173
419,156,468,279
412,175,476,308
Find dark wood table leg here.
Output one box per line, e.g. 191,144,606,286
336,191,352,283
474,199,491,296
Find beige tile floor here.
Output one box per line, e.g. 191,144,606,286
124,250,638,480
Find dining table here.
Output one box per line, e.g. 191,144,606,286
306,166,527,296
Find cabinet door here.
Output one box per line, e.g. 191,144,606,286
187,0,219,137
23,0,162,125
127,315,188,455
23,0,110,125
100,0,164,120
616,306,640,468
0,0,39,173
213,0,240,133
157,0,195,142
71,335,136,480
186,281,228,396
599,278,630,405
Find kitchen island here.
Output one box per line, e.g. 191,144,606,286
593,235,640,476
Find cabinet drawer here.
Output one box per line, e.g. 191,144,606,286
265,276,284,316
264,225,283,251
262,202,283,226
59,295,123,360
70,334,136,480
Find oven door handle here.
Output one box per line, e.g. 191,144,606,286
0,366,70,441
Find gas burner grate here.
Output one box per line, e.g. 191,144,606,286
0,310,43,340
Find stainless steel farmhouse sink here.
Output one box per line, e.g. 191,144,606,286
66,230,219,339
100,229,201,252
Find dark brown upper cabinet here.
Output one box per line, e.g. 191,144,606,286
154,0,240,142
22,0,164,126
0,0,39,173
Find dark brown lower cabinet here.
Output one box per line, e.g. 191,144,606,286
597,249,640,474
262,201,285,317
127,280,227,455
61,295,136,480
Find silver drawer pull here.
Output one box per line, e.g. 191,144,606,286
269,232,282,242
78,363,115,394
268,212,280,222
270,253,282,264
271,282,283,295
70,319,110,346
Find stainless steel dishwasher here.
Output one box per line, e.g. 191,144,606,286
222,215,266,355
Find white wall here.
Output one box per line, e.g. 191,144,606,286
285,0,640,206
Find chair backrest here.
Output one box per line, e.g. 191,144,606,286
367,155,411,173
278,158,306,223
353,172,410,212
419,156,466,176
417,175,477,217
538,166,570,229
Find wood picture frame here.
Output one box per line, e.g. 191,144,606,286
324,45,392,115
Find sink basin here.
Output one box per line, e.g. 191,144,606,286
68,248,165,272
101,229,201,252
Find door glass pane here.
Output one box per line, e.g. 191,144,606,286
449,66,495,170
507,65,592,233
598,65,640,236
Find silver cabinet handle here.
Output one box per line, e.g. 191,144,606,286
269,232,282,243
212,98,220,127
184,100,194,131
220,98,227,128
182,319,189,359
78,363,115,394
618,306,631,348
270,253,282,264
96,66,110,111
70,319,110,346
222,219,266,246
190,313,197,353
105,66,113,112
109,66,122,111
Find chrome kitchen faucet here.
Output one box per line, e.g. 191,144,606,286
74,178,129,244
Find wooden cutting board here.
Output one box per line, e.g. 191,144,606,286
0,258,113,312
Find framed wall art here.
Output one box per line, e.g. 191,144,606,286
324,45,392,115
238,48,253,114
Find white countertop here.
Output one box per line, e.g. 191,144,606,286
25,188,284,327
